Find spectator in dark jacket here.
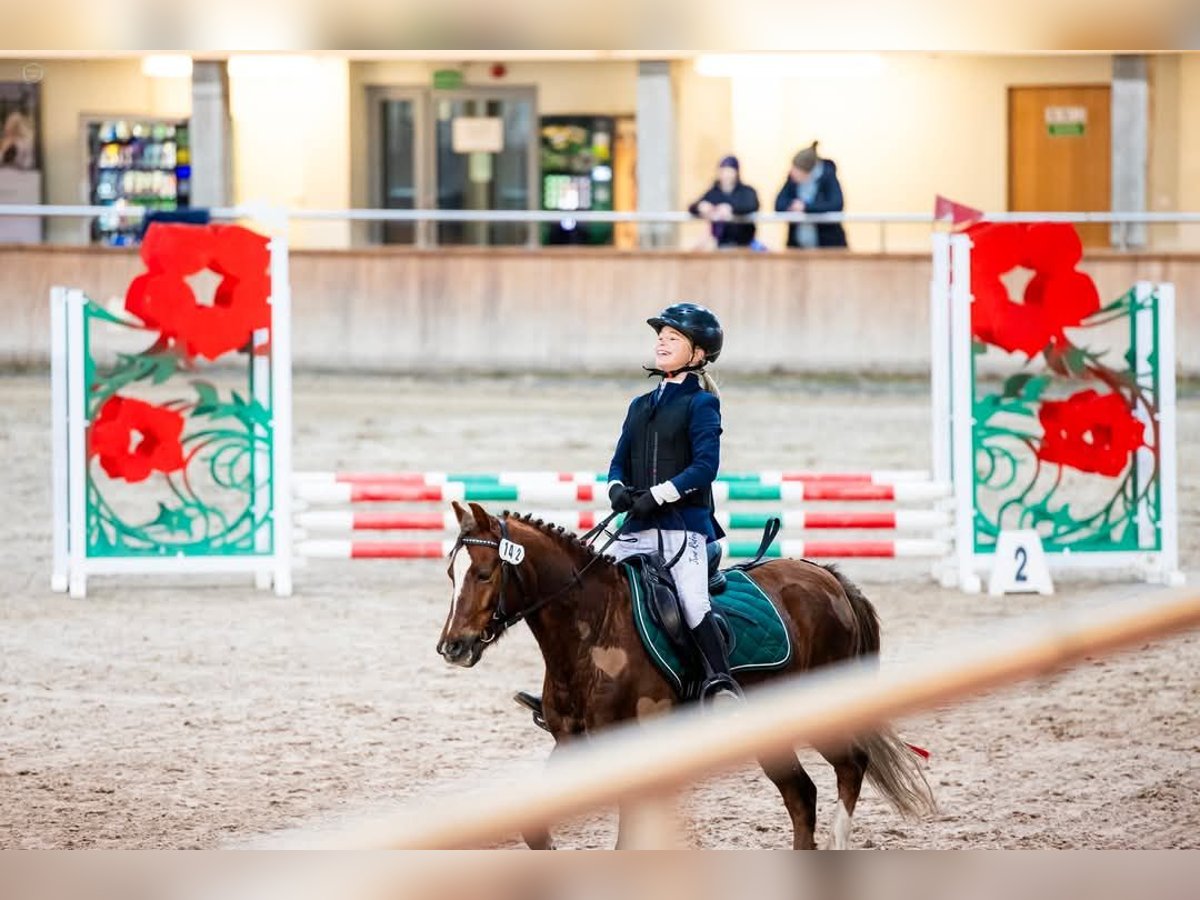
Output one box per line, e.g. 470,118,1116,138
774,142,847,249
688,155,760,248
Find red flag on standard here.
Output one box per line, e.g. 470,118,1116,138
934,195,984,228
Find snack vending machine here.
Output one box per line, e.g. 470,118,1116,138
86,117,191,246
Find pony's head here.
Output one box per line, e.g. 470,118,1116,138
437,501,514,668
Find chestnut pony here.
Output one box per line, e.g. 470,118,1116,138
438,502,933,849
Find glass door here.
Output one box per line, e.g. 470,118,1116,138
371,88,426,245
431,88,537,246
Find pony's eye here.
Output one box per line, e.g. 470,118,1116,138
476,571,493,582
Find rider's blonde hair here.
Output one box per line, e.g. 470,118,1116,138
697,368,720,397
689,345,720,397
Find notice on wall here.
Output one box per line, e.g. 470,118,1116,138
1045,105,1087,137
452,117,504,154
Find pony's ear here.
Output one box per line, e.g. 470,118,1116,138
452,501,474,534
468,502,493,533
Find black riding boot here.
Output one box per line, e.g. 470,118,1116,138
514,691,549,731
690,612,742,703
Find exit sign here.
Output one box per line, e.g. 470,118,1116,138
433,69,464,90
1045,105,1087,137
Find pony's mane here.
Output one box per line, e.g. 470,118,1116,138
503,511,617,568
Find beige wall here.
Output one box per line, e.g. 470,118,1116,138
227,55,352,248
683,53,1116,252
673,60,733,249
1177,54,1200,249
0,59,191,244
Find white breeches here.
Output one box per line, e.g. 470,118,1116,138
611,528,711,628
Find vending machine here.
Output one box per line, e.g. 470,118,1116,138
86,117,191,246
539,116,614,246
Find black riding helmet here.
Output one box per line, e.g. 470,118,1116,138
647,302,723,363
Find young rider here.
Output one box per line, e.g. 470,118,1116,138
516,302,739,721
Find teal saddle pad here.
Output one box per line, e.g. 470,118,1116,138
625,563,793,696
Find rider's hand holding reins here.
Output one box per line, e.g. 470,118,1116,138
609,483,635,513
629,491,660,520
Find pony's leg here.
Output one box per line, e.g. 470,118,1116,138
524,825,556,851
758,752,818,849
820,745,868,850
524,739,565,850
615,796,684,849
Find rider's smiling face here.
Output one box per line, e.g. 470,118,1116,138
655,326,703,374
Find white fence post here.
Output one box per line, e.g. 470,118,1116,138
50,287,70,593
930,233,952,488
929,233,954,585
1155,282,1184,586
65,289,89,600
252,323,273,591
949,235,980,594
1133,282,1157,564
268,212,295,597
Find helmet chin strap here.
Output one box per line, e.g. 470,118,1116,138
642,360,708,379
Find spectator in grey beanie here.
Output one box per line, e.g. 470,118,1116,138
688,154,760,248
775,142,847,249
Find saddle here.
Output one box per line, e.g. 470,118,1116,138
622,541,728,658
513,521,788,727
631,518,780,657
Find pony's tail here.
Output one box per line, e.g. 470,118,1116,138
821,564,936,818
859,731,937,819
820,563,880,658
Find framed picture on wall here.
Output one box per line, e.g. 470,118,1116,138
0,81,43,242
0,81,41,171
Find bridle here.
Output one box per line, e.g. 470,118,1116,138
450,512,624,644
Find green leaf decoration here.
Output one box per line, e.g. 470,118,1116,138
1002,373,1034,398
187,384,272,431
1021,375,1050,401
87,303,144,329
151,502,194,535
192,380,221,417
1065,347,1089,375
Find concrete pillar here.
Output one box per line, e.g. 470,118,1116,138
636,61,677,248
1112,54,1149,248
190,61,232,209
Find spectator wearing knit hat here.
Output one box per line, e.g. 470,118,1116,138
774,142,847,249
688,154,761,249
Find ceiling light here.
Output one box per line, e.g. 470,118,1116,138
142,55,194,79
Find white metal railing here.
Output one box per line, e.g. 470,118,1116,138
4,204,1200,252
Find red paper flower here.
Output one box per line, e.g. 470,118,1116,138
968,222,1100,357
89,396,186,483
1036,389,1145,477
124,223,272,361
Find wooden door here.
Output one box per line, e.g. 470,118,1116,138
1008,85,1111,247
613,116,637,250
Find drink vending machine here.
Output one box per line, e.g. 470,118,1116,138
539,116,615,246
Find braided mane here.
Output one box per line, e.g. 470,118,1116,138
503,511,617,568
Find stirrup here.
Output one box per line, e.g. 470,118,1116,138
699,674,743,704
513,691,549,732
